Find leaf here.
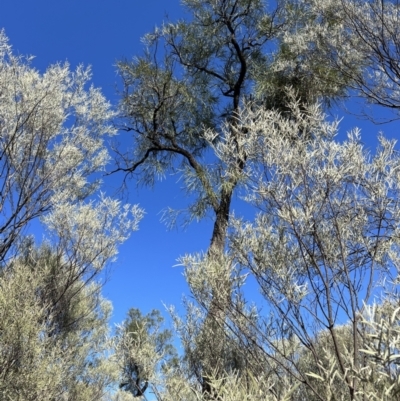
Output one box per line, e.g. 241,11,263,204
359,349,377,356
305,372,324,381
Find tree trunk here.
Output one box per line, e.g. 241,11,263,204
201,187,234,398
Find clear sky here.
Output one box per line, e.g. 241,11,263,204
1,0,398,327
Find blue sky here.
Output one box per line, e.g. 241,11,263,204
1,0,398,327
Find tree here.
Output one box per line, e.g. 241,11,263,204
285,0,400,122
0,29,134,263
339,0,400,120
0,31,144,400
134,95,400,401
0,245,115,401
204,96,400,400
108,0,400,398
114,0,354,395
113,308,177,399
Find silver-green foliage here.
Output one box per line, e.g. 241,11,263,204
0,246,115,401
113,1,400,400
113,308,177,398
113,97,400,401
114,1,359,395
0,31,144,401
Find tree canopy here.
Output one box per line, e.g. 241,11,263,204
2,0,400,400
